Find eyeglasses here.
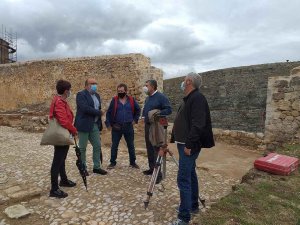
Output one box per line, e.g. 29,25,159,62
89,82,97,85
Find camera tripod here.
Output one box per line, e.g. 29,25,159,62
143,116,205,209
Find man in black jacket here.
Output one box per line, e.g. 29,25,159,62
171,72,214,225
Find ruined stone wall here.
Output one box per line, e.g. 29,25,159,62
164,61,300,133
0,54,163,132
0,53,162,112
264,66,300,149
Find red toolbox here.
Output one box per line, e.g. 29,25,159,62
254,153,299,175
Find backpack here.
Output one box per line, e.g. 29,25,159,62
113,96,135,119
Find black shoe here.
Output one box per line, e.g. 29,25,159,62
49,189,68,198
107,163,116,169
93,168,108,175
59,179,76,187
156,175,162,184
130,163,140,169
143,169,153,175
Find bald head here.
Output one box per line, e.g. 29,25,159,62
85,78,97,87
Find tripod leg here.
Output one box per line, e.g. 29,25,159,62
144,155,163,209
162,155,166,179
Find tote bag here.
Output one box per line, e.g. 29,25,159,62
40,99,74,146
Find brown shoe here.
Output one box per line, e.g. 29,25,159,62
107,163,116,169
130,163,140,169
93,168,108,175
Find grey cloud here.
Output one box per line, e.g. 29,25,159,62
1,0,154,52
1,0,300,78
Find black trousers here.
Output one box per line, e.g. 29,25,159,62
145,123,160,173
50,145,69,190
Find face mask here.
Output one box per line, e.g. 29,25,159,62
180,81,185,91
91,84,97,92
118,92,126,98
143,86,149,95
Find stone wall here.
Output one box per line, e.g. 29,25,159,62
264,66,300,149
164,61,300,133
0,53,162,112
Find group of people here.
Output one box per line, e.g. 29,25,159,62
48,72,214,225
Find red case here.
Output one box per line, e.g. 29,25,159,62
254,153,299,175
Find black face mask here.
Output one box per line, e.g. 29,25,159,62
118,92,126,98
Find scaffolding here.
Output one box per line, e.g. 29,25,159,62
0,25,17,64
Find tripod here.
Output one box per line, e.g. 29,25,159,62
143,115,206,209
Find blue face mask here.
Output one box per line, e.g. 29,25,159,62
180,81,185,91
91,84,97,92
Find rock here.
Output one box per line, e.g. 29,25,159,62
0,194,9,205
0,172,8,184
4,186,22,195
31,117,40,122
61,210,77,219
277,100,290,111
4,204,30,219
8,188,42,200
20,108,29,113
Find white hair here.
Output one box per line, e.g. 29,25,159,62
186,72,202,89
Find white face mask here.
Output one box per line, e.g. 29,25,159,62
180,81,185,91
143,86,149,95
67,90,71,98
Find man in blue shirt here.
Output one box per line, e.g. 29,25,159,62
142,79,172,184
105,83,141,169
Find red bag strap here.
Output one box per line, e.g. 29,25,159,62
113,96,135,119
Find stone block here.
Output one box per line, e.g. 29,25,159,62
292,100,300,111
274,80,288,88
4,186,21,195
286,116,294,121
291,111,299,117
4,204,30,219
290,76,300,87
8,188,42,200
272,92,284,100
277,100,291,111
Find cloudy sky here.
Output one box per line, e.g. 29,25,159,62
1,0,300,79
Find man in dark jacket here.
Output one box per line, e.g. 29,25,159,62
75,78,107,176
171,72,214,225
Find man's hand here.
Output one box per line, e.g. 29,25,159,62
158,147,165,157
184,147,191,156
140,117,144,124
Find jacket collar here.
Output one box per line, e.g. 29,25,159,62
183,88,199,101
55,95,67,103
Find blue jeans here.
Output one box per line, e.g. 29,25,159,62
110,123,136,165
177,143,200,223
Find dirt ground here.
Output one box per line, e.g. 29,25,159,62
103,128,262,183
